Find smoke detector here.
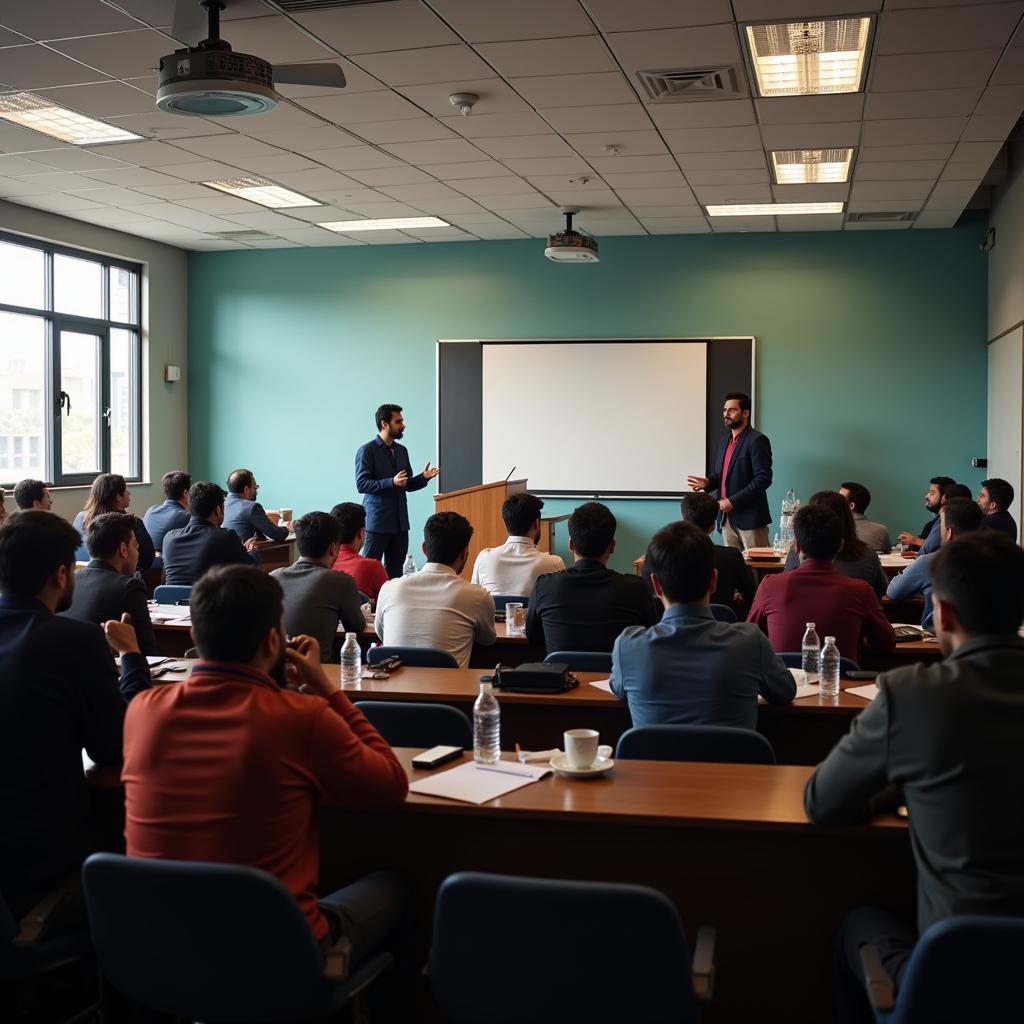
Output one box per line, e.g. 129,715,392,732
449,92,478,116
544,209,599,264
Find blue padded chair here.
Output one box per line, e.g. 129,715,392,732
860,914,1024,1023
430,872,715,1023
779,651,861,675
81,854,392,1023
615,725,776,765
1,886,94,987
367,645,458,669
492,595,529,611
153,584,191,605
355,701,472,748
709,603,737,623
544,650,612,672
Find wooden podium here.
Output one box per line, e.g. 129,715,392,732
434,479,567,571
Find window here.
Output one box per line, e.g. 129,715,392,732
0,231,141,487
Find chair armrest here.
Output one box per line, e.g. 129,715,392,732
691,926,716,1002
859,944,896,1013
14,888,72,947
323,934,352,980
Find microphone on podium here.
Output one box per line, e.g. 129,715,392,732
505,466,517,482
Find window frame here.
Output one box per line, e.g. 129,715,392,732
0,229,142,489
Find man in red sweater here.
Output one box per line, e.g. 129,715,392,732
330,501,389,602
122,564,408,966
748,504,895,662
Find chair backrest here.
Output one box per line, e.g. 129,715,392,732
354,701,472,748
544,650,612,672
615,724,776,765
778,651,861,674
82,853,336,1021
885,915,1024,1024
153,584,192,604
492,595,529,611
430,872,699,1024
709,603,737,623
367,645,458,668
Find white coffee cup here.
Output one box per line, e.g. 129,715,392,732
564,728,599,769
505,601,525,635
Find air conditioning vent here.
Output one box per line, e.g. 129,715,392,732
847,211,917,223
215,229,278,241
272,0,397,12
636,66,744,101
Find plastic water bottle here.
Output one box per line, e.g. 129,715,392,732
821,636,841,699
473,681,501,764
779,488,799,550
801,622,820,683
340,632,361,687
402,554,417,576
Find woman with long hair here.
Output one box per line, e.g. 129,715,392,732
783,489,887,596
72,474,155,570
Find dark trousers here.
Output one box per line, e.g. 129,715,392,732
834,906,916,1024
317,870,407,969
363,531,408,580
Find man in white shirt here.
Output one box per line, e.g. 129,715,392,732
471,492,565,597
375,512,496,668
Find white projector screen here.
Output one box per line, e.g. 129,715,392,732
481,340,707,496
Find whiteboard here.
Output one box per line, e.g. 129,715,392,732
481,340,707,495
987,325,1023,527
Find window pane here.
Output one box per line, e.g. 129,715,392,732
109,328,137,477
0,311,46,482
60,330,101,477
109,266,137,324
54,253,102,319
0,239,45,309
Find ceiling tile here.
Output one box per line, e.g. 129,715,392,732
231,125,362,153
961,110,1021,140
474,134,579,158
926,181,979,207
376,181,469,201
975,83,1024,117
562,129,668,156
315,186,391,205
0,44,111,88
864,87,983,119
860,117,968,146
275,225,364,245
843,220,913,230
476,36,616,78
606,24,743,73
0,26,30,47
472,225,531,238
615,186,698,206
443,176,538,197
212,15,332,63
647,99,756,129
78,165,186,187
502,156,595,176
586,154,678,174
229,153,322,174
869,50,1001,91
293,1,458,54
299,91,424,124
381,138,488,164
758,122,862,148
940,159,994,179
640,217,711,233
913,212,962,230
732,0,883,16
281,204,354,222
355,119,457,144
397,78,530,117
676,150,767,170
217,102,330,137
625,204,704,217
270,167,364,192
952,139,1004,162
586,0,734,32
82,139,198,166
67,206,160,224
355,45,493,87
685,167,769,185
275,58,381,98
755,95,865,124
854,160,947,180
478,193,555,210
428,0,594,42
104,111,233,141
874,4,1023,55
167,135,290,162
777,214,846,232
220,210,310,231
127,181,214,199
307,146,402,170
709,215,776,233
3,0,140,39
175,194,263,214
859,142,955,161
770,183,851,203
509,72,635,108
525,174,607,192
0,154,58,175
539,104,652,133
663,125,763,152
156,159,249,181
441,111,553,137
407,194,491,214
422,159,512,179
0,123,71,154
34,81,157,118
344,166,437,186
350,231,422,244
692,183,772,204
603,170,689,189
850,180,935,201
136,204,242,231
444,211,507,224
48,29,177,80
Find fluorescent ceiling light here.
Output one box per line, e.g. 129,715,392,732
771,149,854,184
706,202,844,216
204,176,321,209
0,91,143,145
745,17,871,97
318,217,450,232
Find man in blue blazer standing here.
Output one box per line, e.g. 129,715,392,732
687,392,773,551
355,404,440,579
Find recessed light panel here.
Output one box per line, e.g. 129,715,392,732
706,202,845,216
771,148,854,184
318,217,450,232
204,176,321,209
0,92,143,145
745,17,871,97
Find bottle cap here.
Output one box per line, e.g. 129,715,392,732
825,636,835,643
806,622,815,628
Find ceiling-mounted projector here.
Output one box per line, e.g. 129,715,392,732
544,209,599,263
157,0,346,117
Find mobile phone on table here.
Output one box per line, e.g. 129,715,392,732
411,745,462,769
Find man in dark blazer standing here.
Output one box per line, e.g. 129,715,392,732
688,391,773,551
355,404,440,579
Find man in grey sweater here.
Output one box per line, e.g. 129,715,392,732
271,512,366,662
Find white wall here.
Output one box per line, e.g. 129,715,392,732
0,201,188,522
989,137,1024,340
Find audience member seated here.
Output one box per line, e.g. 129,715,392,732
142,470,192,552
271,512,366,662
839,481,891,553
897,475,954,552
805,530,1024,1024
375,512,495,668
223,468,291,544
471,492,565,597
748,505,895,662
0,511,149,924
13,478,52,511
918,483,971,555
526,502,659,654
641,492,756,616
611,521,794,729
62,512,157,656
330,502,388,602
784,491,887,597
122,565,408,963
977,477,1017,541
73,474,155,570
161,481,259,586
887,498,983,627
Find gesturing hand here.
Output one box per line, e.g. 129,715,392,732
687,475,710,491
105,613,141,655
244,536,261,552
393,470,409,487
285,634,339,697
423,462,440,480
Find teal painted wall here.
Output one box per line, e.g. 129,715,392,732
188,219,988,572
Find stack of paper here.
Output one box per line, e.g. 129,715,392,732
408,760,550,805
848,683,879,701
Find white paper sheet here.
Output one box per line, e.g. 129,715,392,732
588,678,613,693
408,760,550,805
848,683,879,701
